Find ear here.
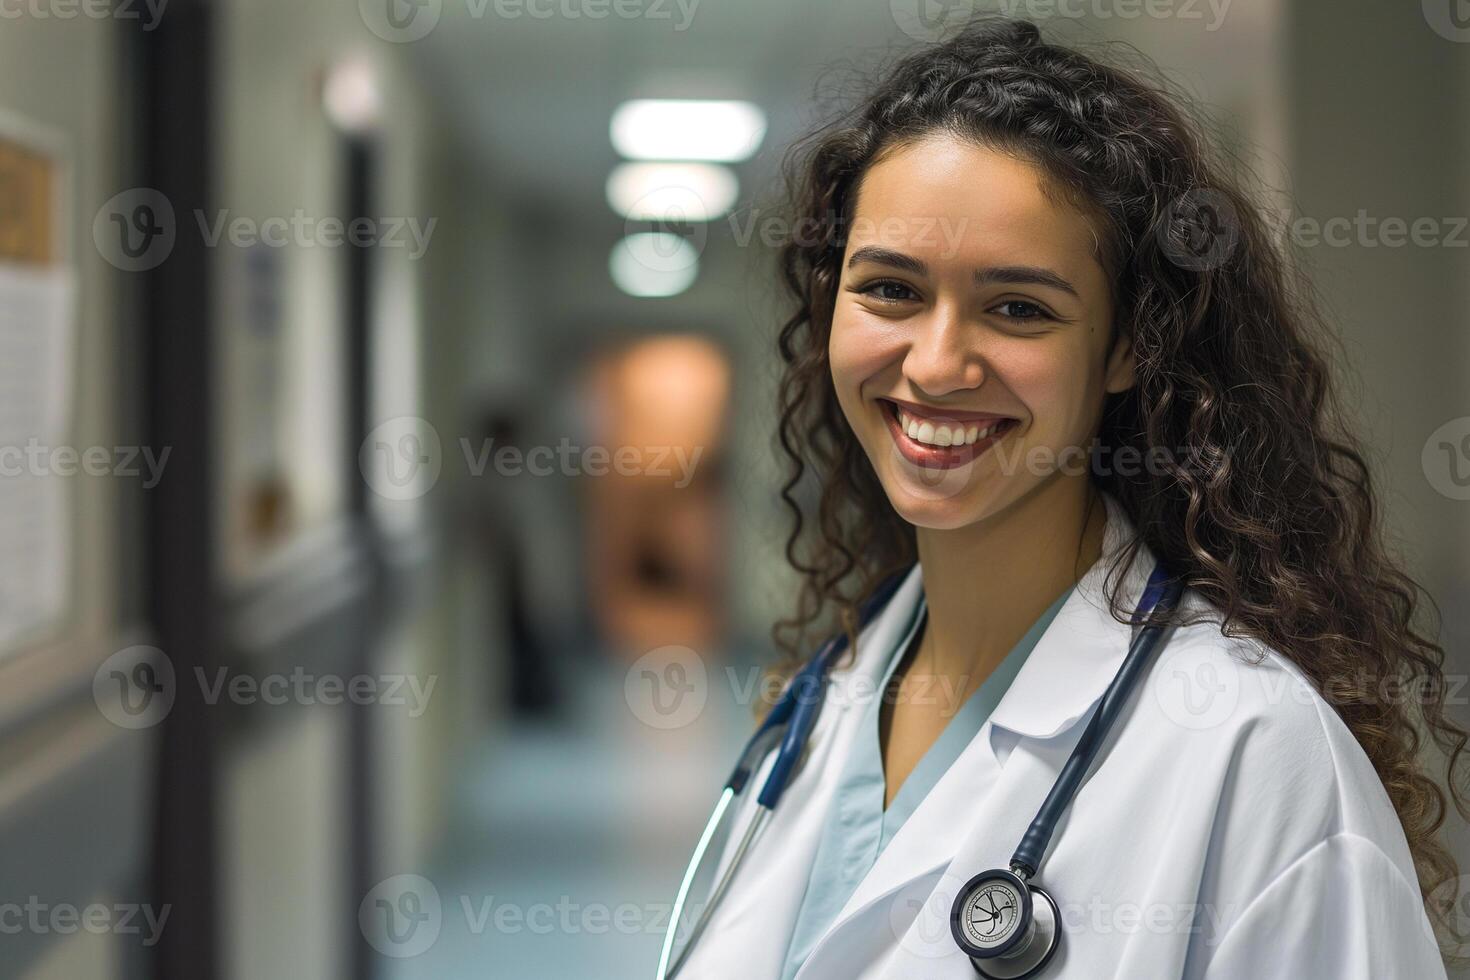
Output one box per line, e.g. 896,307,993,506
1103,329,1137,394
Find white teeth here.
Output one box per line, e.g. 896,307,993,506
894,405,1007,448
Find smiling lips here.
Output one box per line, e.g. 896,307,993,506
879,397,1018,469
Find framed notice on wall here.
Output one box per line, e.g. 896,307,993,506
0,113,74,654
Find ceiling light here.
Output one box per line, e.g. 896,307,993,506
609,233,699,297
611,99,766,162
606,162,738,222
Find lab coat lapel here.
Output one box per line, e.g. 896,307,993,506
795,492,1158,978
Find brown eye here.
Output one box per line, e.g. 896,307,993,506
992,299,1055,323
858,279,919,304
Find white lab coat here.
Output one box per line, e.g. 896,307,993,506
679,491,1447,979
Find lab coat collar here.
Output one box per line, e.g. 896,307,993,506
982,488,1157,744
794,491,1159,977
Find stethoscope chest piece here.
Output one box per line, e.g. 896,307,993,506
950,867,1060,979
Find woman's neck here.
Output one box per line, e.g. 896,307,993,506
913,477,1107,681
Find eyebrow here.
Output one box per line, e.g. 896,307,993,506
845,245,1080,299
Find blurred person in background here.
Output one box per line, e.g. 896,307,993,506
583,335,731,661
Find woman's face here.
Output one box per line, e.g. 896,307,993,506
828,133,1135,530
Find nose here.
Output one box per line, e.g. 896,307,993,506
902,302,986,398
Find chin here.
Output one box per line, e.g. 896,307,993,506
876,465,1007,531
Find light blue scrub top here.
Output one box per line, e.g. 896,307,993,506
778,583,1074,980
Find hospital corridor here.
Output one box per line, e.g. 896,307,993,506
1,1,1469,978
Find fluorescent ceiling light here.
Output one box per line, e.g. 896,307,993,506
609,233,699,298
606,162,738,222
611,99,767,162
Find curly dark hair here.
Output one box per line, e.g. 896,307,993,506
768,15,1467,948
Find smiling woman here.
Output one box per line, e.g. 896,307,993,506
659,14,1466,980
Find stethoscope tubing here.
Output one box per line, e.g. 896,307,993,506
656,573,904,980
657,561,1182,980
1009,565,1183,876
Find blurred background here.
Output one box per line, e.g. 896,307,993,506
0,0,1466,977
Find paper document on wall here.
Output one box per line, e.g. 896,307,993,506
0,262,75,652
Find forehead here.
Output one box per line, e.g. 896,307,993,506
848,133,1104,278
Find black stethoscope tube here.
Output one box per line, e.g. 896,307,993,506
1009,569,1184,877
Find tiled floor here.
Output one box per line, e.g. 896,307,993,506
383,653,752,979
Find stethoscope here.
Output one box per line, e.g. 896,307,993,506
655,561,1183,980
